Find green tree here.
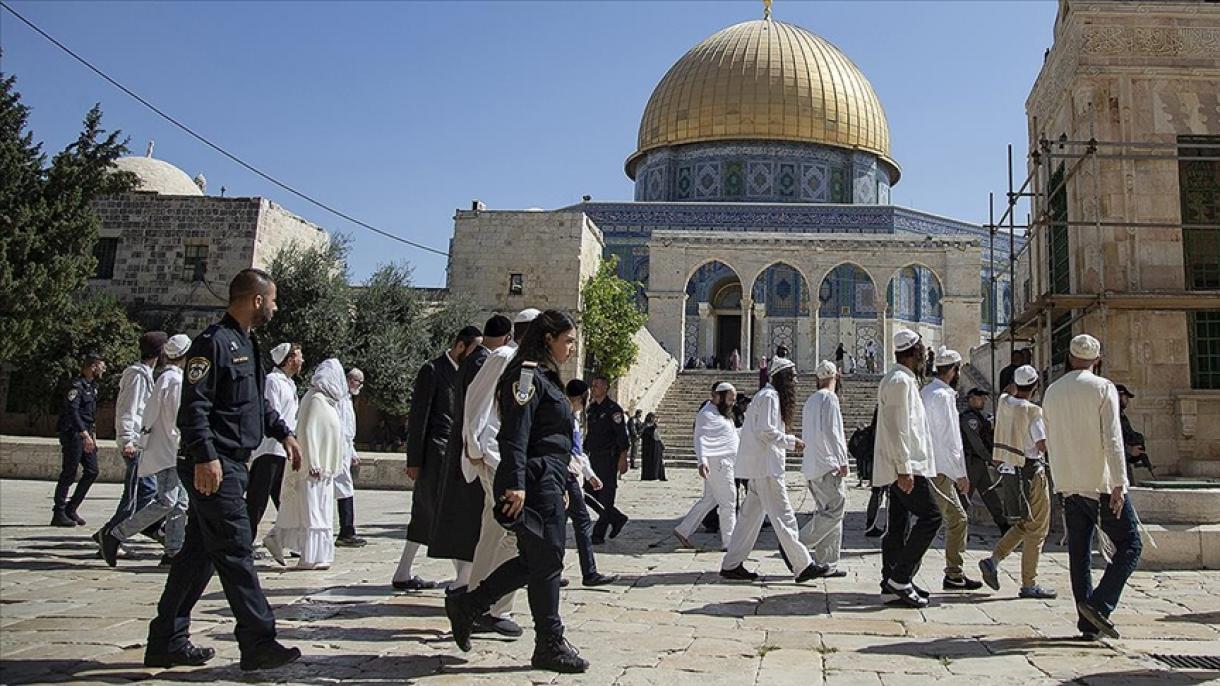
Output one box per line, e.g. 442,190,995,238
349,262,428,416
0,71,138,403
424,294,479,354
261,236,354,366
581,255,647,379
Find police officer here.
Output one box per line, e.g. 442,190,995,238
584,374,630,543
51,354,106,527
445,310,589,673
144,269,302,672
960,388,1009,534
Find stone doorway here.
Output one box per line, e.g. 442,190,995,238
717,315,741,367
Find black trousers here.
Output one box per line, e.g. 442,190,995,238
337,497,356,538
880,477,943,585
587,453,626,540
245,453,285,532
565,474,597,579
965,457,1009,530
148,458,277,656
54,432,98,516
467,456,567,640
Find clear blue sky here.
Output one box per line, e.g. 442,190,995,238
3,0,1056,287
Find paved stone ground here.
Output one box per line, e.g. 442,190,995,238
1,473,1218,685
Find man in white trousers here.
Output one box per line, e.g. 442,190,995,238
674,382,740,550
798,361,850,577
720,358,830,582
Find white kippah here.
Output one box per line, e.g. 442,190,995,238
814,360,838,379
1014,364,1039,386
164,334,191,359
769,357,796,377
513,308,541,324
714,382,736,393
271,342,293,365
1070,334,1101,360
934,346,962,366
893,328,920,353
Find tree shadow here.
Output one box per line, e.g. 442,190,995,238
1054,669,1219,685
1158,610,1220,625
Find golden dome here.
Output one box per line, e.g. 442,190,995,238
627,19,897,180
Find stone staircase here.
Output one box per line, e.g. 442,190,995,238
653,370,883,470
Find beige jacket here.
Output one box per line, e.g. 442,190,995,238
1043,369,1128,497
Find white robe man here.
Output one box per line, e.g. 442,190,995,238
720,358,830,582
875,329,942,608
448,308,542,637
335,368,366,547
102,334,192,567
922,347,984,591
978,365,1056,600
247,343,302,533
265,359,348,570
673,382,740,550
1043,334,1140,640
798,361,850,576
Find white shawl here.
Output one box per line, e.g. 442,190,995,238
297,359,346,477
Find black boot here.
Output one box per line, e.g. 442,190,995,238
531,633,589,673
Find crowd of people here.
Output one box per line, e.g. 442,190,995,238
46,267,1146,675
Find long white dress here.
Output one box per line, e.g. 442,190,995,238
266,359,347,570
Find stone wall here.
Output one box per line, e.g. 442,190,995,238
252,199,329,268
1023,0,1220,476
612,327,679,416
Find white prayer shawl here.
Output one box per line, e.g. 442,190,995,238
1043,369,1129,498
461,342,517,483
801,389,850,480
993,394,1043,468
137,366,182,476
334,393,357,499
693,402,739,468
735,385,797,479
922,378,967,480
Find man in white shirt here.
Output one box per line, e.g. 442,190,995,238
874,329,943,608
246,342,302,532
978,365,1056,600
102,335,192,567
1043,334,1141,640
335,367,366,547
720,358,830,583
674,382,741,550
798,361,850,576
922,347,984,591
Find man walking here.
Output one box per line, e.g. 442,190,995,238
798,361,850,576
392,326,482,589
335,367,366,547
922,347,983,591
145,268,302,671
246,342,302,533
979,365,1056,600
960,388,1010,534
1043,334,1141,640
584,375,630,544
874,329,942,608
627,410,643,470
51,354,105,527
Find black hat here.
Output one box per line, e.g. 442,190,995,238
566,378,589,397
967,388,989,398
139,331,169,359
482,314,512,338
1116,384,1135,398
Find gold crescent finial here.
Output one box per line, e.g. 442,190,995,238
763,0,772,20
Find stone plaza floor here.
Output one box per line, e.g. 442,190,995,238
1,472,1218,685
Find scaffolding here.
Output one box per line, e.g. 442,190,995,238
982,134,1220,397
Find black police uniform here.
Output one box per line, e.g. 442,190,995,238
959,406,1009,532
583,396,630,541
147,313,291,661
53,375,100,521
456,359,572,644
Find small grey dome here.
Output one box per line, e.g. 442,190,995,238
113,156,204,196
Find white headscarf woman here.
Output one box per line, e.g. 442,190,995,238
265,358,347,569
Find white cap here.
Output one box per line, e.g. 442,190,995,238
514,308,541,324
714,382,737,393
1070,334,1101,361
164,334,191,359
271,342,293,365
769,357,796,377
814,360,838,380
934,346,961,366
893,328,921,353
1014,364,1039,386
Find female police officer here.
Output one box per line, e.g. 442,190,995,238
444,309,588,674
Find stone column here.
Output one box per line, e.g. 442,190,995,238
740,296,753,367
876,297,890,364
645,290,686,360
752,302,767,367
699,302,714,362
810,306,821,365
940,296,982,359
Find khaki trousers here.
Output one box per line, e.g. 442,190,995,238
992,468,1051,588
468,462,515,617
930,474,969,578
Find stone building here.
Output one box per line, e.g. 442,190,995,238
449,12,1005,375
1004,0,1220,477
